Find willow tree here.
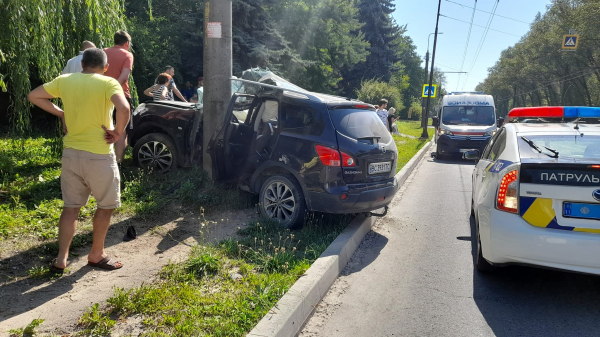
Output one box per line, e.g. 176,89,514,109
0,0,127,134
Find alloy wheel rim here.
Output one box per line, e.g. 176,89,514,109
262,181,296,223
138,141,173,173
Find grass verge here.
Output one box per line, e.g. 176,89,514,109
76,214,352,336
0,134,252,244
393,120,433,173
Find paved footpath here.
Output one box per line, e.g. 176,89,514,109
300,154,600,337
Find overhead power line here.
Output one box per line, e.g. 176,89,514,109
440,15,520,37
445,0,530,24
462,0,500,90
456,0,478,92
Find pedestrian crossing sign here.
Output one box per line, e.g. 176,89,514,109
422,84,437,98
563,35,579,50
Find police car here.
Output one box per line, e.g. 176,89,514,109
466,106,600,275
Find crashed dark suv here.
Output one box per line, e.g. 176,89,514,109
128,76,399,228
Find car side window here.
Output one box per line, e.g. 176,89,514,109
489,129,507,161
481,132,499,160
280,103,317,135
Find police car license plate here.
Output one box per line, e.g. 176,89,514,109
369,162,391,175
564,202,600,221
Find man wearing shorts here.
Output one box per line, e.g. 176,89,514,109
28,48,130,273
104,31,134,163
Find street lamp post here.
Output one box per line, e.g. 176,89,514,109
421,0,443,139
421,32,442,137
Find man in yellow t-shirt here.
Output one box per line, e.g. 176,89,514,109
28,48,130,274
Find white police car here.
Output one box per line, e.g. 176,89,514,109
466,106,600,274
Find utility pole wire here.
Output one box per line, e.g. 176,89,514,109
440,15,520,37
456,0,477,92
445,0,530,24
462,0,500,90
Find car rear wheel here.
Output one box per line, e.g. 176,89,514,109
475,216,495,273
259,175,306,229
133,133,178,174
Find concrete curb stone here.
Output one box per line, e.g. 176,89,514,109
247,141,433,337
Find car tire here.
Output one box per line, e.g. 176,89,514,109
259,175,306,229
133,133,178,174
475,216,495,273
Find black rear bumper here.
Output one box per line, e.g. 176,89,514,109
437,134,491,156
307,178,398,214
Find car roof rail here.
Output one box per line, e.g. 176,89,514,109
230,78,357,104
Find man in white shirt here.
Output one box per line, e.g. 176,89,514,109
376,99,389,128
62,41,96,74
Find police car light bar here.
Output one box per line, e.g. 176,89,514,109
508,106,600,119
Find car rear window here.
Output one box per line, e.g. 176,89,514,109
329,108,391,143
518,134,600,160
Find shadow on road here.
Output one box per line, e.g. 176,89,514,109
342,231,388,276
468,214,600,337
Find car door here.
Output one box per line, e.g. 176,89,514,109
473,129,504,208
207,93,257,181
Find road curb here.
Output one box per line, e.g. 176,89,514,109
247,141,432,337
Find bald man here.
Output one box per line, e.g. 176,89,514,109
62,41,96,74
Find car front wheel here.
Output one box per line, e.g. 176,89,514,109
133,133,178,174
259,175,306,229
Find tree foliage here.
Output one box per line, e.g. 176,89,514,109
356,80,403,112
477,0,600,117
0,0,126,133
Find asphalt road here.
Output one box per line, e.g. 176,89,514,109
300,154,600,337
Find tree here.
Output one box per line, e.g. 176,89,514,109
0,0,126,133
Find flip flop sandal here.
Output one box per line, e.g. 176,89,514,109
49,259,65,275
88,256,123,271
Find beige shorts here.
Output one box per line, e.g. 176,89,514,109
61,148,121,209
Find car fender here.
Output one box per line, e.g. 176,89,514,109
250,161,312,210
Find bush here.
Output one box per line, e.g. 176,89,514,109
409,100,422,121
355,80,404,112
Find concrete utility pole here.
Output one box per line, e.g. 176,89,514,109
421,32,442,138
422,0,443,139
203,0,232,179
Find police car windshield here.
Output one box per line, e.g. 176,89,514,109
442,106,495,126
518,134,600,160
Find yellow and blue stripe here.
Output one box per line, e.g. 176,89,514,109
520,196,600,234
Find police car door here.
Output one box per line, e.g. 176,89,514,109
474,129,507,209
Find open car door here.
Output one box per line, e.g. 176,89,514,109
207,93,257,182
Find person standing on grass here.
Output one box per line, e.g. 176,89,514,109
104,31,134,164
62,41,96,74
145,66,188,102
376,99,389,128
28,48,130,273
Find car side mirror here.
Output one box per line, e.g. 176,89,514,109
497,117,505,128
463,150,480,161
432,116,439,128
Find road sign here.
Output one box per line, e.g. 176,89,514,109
422,84,437,98
563,35,579,50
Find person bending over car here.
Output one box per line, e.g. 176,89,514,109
28,48,130,274
144,73,171,101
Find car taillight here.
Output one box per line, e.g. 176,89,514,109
316,145,341,166
497,170,518,213
341,152,355,167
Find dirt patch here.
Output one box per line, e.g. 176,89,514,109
0,206,256,336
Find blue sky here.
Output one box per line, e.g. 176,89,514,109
393,0,551,92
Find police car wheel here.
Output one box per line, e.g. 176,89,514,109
475,218,495,273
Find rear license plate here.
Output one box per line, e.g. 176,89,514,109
460,149,477,153
564,202,600,221
369,162,392,175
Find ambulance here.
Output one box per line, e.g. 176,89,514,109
432,92,503,159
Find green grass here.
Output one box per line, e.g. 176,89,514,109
0,134,252,244
393,120,433,173
8,318,45,337
77,214,351,336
